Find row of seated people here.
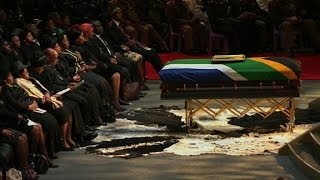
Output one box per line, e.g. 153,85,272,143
0,11,165,180
165,0,320,54
2,0,320,55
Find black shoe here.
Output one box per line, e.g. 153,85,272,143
139,92,147,97
116,106,127,112
49,163,59,168
49,153,58,159
142,86,150,90
82,131,98,141
85,125,97,132
61,146,74,151
119,99,130,105
48,159,59,168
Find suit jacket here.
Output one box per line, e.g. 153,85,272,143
86,34,116,65
103,22,129,52
31,65,69,94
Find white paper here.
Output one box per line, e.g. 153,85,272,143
56,88,71,95
27,119,37,126
34,108,47,114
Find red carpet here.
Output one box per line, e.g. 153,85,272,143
145,53,320,80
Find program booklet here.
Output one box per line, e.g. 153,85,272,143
211,54,246,63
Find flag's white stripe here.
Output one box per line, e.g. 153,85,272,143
162,64,247,81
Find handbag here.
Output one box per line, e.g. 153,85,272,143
28,154,49,174
0,168,22,180
123,82,140,101
123,51,143,61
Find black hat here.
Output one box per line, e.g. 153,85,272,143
12,61,28,77
30,56,46,68
68,29,82,44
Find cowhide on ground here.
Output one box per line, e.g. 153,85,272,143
85,106,320,158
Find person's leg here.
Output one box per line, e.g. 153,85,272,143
145,24,169,51
28,125,40,154
16,133,29,169
59,121,69,148
192,22,207,52
130,46,163,72
279,21,296,50
29,112,59,158
33,124,58,167
254,20,268,51
111,72,122,110
66,115,75,146
180,25,193,53
138,24,151,46
301,19,320,51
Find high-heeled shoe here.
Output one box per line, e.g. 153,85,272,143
47,158,59,168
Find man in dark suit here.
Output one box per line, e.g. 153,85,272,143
92,20,140,82
165,0,207,53
79,22,131,108
102,9,163,73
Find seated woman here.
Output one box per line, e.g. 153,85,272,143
0,99,38,179
13,61,76,150
1,70,61,159
57,32,116,122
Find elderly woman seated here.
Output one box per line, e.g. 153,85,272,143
12,61,77,151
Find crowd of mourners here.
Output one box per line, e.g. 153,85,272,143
1,0,320,179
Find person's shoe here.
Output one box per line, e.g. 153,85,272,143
142,85,150,90
85,125,97,132
48,158,59,168
115,106,127,112
82,131,98,141
139,92,147,97
49,163,59,168
61,146,74,151
119,99,130,105
93,116,104,125
49,153,58,159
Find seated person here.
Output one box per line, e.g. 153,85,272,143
0,70,60,162
79,22,131,109
111,1,169,51
269,0,320,53
13,61,76,151
103,10,164,73
165,0,207,53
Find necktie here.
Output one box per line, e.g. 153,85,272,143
96,35,113,56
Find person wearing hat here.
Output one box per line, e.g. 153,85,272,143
0,66,61,162
0,104,38,179
29,56,98,143
13,60,77,152
30,48,101,135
